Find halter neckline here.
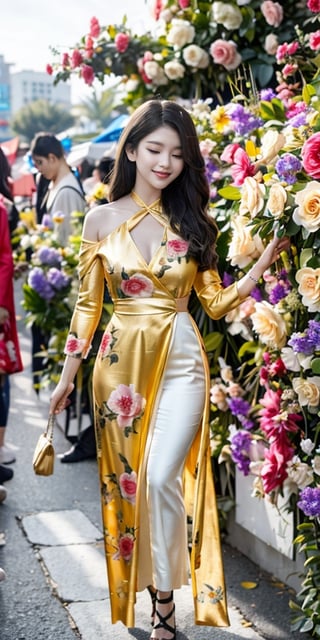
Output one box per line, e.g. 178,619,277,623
131,191,162,213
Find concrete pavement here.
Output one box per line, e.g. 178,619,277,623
0,309,309,639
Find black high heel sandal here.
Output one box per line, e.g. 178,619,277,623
151,591,176,640
147,585,157,625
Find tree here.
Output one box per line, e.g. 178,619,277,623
10,100,75,143
75,87,120,129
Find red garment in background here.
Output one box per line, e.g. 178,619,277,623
0,198,23,374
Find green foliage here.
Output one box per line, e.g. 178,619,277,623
290,520,320,637
10,99,75,143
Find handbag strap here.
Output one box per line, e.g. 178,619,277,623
45,414,55,443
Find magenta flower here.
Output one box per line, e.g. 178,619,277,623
230,148,256,187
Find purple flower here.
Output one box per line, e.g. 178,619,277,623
260,88,276,101
269,283,289,304
297,486,320,517
230,104,262,136
36,246,62,266
47,268,70,290
222,272,235,287
230,430,252,475
228,397,251,419
288,320,320,354
28,267,55,301
250,287,263,302
288,113,307,127
275,153,302,185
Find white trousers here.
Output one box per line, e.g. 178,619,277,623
146,313,206,591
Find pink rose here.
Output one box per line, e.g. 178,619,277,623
71,49,83,69
308,0,320,12
301,132,320,179
80,64,95,86
231,148,256,187
119,471,137,504
46,64,53,75
100,331,113,357
89,16,100,38
210,39,241,71
118,533,134,561
115,33,130,53
61,52,70,68
65,334,87,357
85,35,94,58
261,1,283,27
310,30,320,51
167,239,189,259
282,63,298,79
121,273,154,298
107,383,145,429
220,143,241,164
152,0,164,20
179,0,190,7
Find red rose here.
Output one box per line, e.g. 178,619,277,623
71,49,83,69
115,33,130,54
80,64,95,86
121,274,154,298
167,239,189,259
89,16,100,38
119,472,137,504
118,533,134,561
46,64,53,75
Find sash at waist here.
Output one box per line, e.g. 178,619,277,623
113,296,189,315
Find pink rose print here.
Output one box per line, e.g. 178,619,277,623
167,239,189,260
100,331,112,357
107,383,146,429
121,273,154,298
65,333,88,358
119,471,137,504
113,532,135,562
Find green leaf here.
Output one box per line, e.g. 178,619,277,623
300,618,315,633
203,332,224,352
312,358,320,375
304,555,320,567
218,186,241,201
302,84,317,104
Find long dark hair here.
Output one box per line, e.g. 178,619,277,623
0,147,13,201
108,99,218,270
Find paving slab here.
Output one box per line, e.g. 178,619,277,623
21,509,103,545
40,542,108,601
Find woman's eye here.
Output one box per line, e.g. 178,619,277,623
147,149,159,154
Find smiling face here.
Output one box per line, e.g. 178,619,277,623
126,125,184,199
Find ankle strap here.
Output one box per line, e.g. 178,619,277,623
156,591,173,604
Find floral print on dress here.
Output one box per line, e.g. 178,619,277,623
167,239,190,262
118,269,154,298
197,583,225,605
112,529,136,562
101,454,137,506
64,332,88,358
99,326,118,364
97,383,146,437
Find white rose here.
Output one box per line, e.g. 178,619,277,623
167,19,195,48
286,456,314,489
212,1,243,30
293,180,320,234
264,33,279,55
292,376,320,412
239,176,266,218
266,183,287,218
312,455,320,475
280,347,301,372
301,438,315,455
296,267,320,313
164,60,185,80
144,61,168,86
251,300,287,348
182,44,209,69
227,215,265,269
259,129,286,164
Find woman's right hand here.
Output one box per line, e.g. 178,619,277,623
49,381,74,415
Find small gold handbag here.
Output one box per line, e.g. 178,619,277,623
32,414,55,476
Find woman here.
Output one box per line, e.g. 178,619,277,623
49,99,289,639
0,153,23,471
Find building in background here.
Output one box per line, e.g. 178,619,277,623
10,69,71,115
0,55,12,141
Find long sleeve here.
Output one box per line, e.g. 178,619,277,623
193,269,241,320
65,240,105,358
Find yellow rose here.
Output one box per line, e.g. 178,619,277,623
239,176,266,218
296,267,320,312
292,376,320,412
251,300,287,348
293,181,320,233
266,183,287,218
259,129,286,164
227,215,265,269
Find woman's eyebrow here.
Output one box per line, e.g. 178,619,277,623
146,139,182,149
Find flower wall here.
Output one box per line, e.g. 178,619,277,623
47,0,313,106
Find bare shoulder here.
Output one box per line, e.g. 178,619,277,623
82,195,136,242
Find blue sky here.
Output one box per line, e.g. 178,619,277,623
1,0,151,100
